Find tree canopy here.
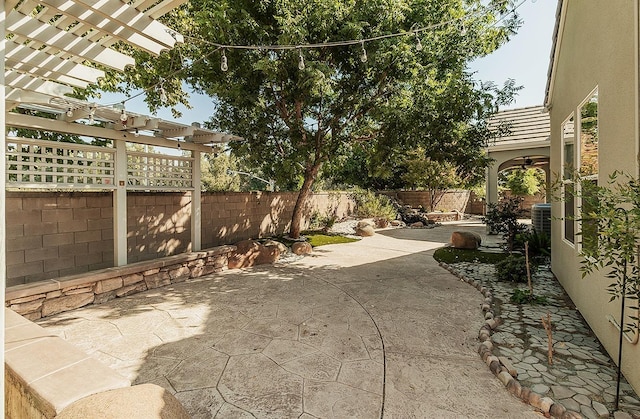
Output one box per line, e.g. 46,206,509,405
94,0,522,237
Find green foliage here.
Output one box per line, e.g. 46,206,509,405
514,230,551,259
506,168,541,196
483,197,526,251
495,255,531,283
510,288,547,305
350,188,397,220
401,149,463,211
433,247,510,264
201,152,241,192
308,211,337,232
149,0,521,237
563,170,640,335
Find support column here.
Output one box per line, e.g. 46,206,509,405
544,165,551,203
1,2,7,415
113,140,127,266
191,151,201,251
487,163,500,207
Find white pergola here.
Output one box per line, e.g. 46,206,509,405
1,1,238,386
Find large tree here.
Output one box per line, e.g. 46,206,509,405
97,0,521,238
191,0,520,237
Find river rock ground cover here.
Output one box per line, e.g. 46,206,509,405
445,260,640,419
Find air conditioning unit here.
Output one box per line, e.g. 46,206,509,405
531,203,551,237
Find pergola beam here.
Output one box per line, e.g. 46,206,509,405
7,10,136,71
6,112,214,153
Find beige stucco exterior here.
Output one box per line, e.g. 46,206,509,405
546,0,640,393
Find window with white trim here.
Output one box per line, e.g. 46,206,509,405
578,88,598,254
561,114,575,245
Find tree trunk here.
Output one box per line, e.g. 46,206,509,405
289,165,320,239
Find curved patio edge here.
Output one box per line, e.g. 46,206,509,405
439,261,582,419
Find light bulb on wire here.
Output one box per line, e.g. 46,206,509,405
220,49,228,72
66,108,73,118
88,106,95,124
134,128,140,137
415,34,423,51
360,41,367,63
159,85,167,103
298,48,305,70
119,103,128,122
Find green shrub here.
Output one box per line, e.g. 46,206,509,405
514,230,551,259
495,255,531,283
350,188,397,220
510,288,548,305
309,211,337,232
483,197,527,251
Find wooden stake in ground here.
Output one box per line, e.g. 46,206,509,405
541,312,553,365
525,241,533,295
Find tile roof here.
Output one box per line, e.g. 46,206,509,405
488,105,550,149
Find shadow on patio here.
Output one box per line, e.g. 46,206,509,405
38,227,536,418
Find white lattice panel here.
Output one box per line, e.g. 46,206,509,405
6,137,116,189
127,151,193,190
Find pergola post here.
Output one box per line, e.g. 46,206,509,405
191,150,202,251
1,0,7,415
113,140,128,266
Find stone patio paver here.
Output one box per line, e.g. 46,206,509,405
38,224,539,418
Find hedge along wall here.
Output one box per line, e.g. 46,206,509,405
5,191,355,287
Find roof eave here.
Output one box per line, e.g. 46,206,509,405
544,0,566,112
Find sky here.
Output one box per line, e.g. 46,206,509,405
469,0,557,109
100,0,558,125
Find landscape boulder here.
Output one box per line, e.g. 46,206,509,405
228,239,282,268
356,220,376,237
450,231,482,250
292,241,313,255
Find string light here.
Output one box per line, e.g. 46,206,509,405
88,106,95,124
159,84,168,103
298,48,305,70
66,108,73,118
134,128,140,137
98,0,529,110
119,103,128,122
415,33,423,51
220,49,228,72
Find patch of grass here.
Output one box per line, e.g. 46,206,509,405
277,231,358,248
306,233,358,247
433,247,510,264
510,289,548,305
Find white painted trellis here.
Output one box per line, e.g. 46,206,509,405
2,0,242,292
5,137,197,191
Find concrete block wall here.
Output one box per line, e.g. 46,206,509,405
6,192,114,287
6,191,355,286
201,191,354,248
381,190,473,213
127,193,192,263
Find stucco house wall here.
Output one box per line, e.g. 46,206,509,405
547,0,639,392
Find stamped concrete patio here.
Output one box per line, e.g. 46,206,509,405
38,223,539,418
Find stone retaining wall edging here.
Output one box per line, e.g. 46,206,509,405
5,245,237,321
439,261,583,419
